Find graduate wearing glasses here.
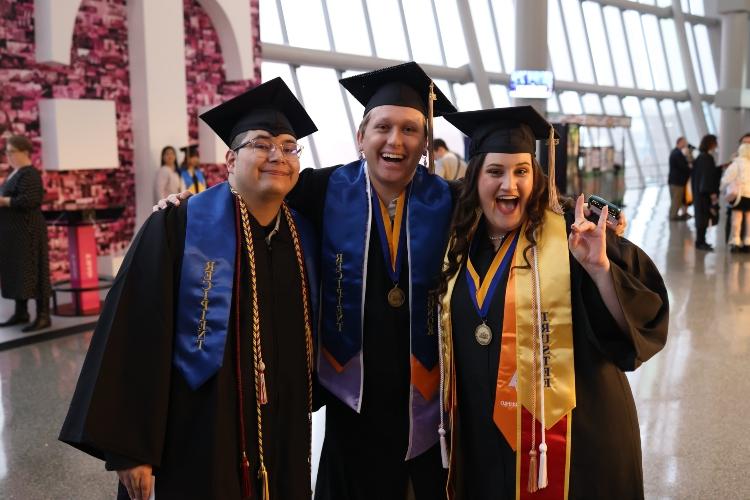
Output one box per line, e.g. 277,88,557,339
60,78,320,500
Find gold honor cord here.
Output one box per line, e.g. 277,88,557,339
282,203,315,482
235,191,313,500
428,81,437,175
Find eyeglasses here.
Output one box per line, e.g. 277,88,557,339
233,138,304,158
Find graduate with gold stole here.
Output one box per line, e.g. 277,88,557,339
436,107,669,499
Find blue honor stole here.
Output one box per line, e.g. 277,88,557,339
180,167,206,194
318,160,452,459
174,182,319,390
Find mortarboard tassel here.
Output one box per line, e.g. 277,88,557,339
241,452,252,499
259,463,270,500
427,82,437,175
527,449,538,493
547,127,562,214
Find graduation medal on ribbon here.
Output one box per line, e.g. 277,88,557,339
465,230,520,346
372,189,408,308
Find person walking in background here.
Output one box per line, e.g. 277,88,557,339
721,143,750,252
154,145,181,203
668,137,692,220
179,144,206,193
692,134,721,251
0,135,51,331
434,138,467,181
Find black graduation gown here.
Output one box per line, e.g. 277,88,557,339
59,202,312,500
0,165,51,300
287,167,447,500
449,216,669,500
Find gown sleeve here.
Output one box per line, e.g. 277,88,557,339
285,165,338,231
59,204,186,468
570,215,669,372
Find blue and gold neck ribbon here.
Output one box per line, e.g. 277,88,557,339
372,190,407,284
181,167,206,194
465,230,519,320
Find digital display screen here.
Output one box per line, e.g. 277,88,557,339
508,70,554,99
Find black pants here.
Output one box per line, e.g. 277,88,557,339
315,399,447,500
694,194,711,244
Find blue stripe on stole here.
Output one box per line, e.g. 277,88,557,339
407,166,453,370
320,161,371,366
180,168,206,192
173,182,236,390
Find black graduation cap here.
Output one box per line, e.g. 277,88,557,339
445,106,563,213
200,77,318,147
339,62,456,116
180,144,199,157
442,106,557,157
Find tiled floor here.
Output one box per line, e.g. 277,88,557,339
0,186,748,499
0,291,102,350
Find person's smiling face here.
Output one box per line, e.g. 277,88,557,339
227,130,301,200
477,152,534,236
358,105,426,195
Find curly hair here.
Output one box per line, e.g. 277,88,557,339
435,153,552,299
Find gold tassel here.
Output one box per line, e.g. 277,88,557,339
427,82,437,174
258,361,268,405
527,450,538,493
259,463,270,500
547,127,562,214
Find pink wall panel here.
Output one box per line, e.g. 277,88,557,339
0,0,261,282
183,0,262,186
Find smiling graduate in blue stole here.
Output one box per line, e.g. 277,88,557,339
60,78,320,500
282,62,456,500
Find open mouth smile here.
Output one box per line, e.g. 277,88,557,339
380,152,405,164
495,195,519,214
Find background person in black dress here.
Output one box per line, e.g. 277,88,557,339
691,134,721,251
0,134,51,331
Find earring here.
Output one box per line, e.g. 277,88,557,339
359,150,365,160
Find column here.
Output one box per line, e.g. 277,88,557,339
514,0,548,115
715,0,750,161
127,0,190,226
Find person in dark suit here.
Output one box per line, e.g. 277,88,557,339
0,135,51,331
691,134,721,251
668,136,692,220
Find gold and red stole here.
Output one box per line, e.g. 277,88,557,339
440,210,576,499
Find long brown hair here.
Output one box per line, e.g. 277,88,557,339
435,153,551,299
